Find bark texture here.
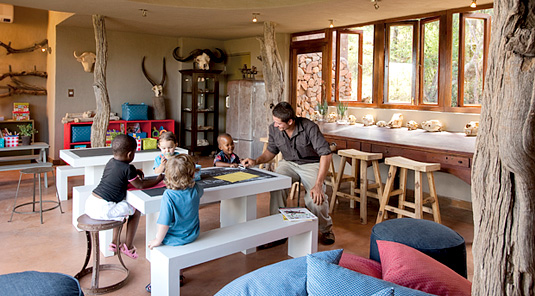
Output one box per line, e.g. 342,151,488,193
257,21,284,129
90,15,110,147
472,1,535,294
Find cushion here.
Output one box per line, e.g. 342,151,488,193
378,240,472,296
370,218,467,278
215,249,343,296
339,252,382,279
306,255,433,296
0,271,83,296
372,288,395,296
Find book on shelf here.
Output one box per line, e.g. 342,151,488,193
279,207,317,221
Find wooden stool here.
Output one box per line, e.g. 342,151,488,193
376,156,441,224
330,149,383,224
9,166,63,224
75,214,129,295
258,137,282,171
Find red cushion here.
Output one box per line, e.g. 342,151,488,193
339,253,382,279
378,240,471,296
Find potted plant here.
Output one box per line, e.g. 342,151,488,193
336,101,349,124
316,99,329,121
17,124,38,145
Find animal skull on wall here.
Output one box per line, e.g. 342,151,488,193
172,47,227,70
74,51,96,72
142,56,166,97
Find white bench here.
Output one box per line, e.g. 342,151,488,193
150,214,318,296
56,165,85,201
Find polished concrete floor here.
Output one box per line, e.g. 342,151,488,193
0,157,474,295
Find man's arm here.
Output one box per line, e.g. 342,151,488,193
241,149,276,167
309,153,332,205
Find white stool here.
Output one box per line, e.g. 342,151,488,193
56,165,84,201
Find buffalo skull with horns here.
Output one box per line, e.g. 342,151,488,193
74,51,96,72
172,47,226,70
142,57,166,97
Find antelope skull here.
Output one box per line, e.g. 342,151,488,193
73,51,96,72
142,57,166,97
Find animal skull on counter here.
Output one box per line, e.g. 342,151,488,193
376,120,387,127
348,115,357,125
407,120,419,130
327,112,338,123
421,120,444,132
464,121,479,136
362,114,375,126
387,113,403,128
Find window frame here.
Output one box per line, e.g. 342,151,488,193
334,29,366,105
418,16,441,107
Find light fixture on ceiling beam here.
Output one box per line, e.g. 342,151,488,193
329,19,334,28
140,9,148,17
372,0,381,10
252,13,259,23
470,0,477,8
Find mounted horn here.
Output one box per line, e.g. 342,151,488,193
141,56,156,86
173,47,203,62
141,56,166,97
205,48,227,64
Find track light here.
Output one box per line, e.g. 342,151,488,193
329,19,334,28
252,13,259,23
470,0,477,8
140,9,147,17
372,0,381,10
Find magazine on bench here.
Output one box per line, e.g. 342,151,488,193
279,207,317,221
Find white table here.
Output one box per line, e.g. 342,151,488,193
127,167,292,260
0,142,51,186
60,146,188,185
60,146,188,256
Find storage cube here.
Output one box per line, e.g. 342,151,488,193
122,103,148,121
13,102,29,112
142,138,157,150
71,125,91,143
5,135,19,147
12,111,30,121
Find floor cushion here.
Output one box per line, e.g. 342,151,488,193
215,249,343,296
378,240,471,296
339,252,382,279
306,255,433,296
370,218,467,278
0,271,83,296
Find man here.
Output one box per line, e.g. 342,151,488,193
242,102,335,245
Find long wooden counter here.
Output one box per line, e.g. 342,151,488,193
318,122,476,184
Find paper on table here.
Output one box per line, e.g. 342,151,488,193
214,171,258,183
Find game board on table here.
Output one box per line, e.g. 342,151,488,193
141,167,276,197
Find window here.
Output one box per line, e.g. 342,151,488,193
384,21,417,104
452,10,491,107
332,26,374,105
419,17,440,105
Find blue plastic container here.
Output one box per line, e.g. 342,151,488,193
71,125,91,142
122,103,148,121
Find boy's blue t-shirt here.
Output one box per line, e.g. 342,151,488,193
153,151,180,170
157,183,204,246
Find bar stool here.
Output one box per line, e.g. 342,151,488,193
9,166,63,224
75,214,129,295
376,156,441,224
330,149,383,224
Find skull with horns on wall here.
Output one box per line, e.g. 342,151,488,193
172,47,226,70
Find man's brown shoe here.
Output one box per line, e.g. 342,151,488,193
320,231,335,245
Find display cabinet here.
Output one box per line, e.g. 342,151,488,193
179,69,221,154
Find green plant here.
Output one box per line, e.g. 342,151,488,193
317,98,329,116
17,124,38,137
337,101,348,117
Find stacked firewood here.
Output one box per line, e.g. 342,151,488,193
61,110,120,123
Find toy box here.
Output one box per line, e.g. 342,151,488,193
128,132,148,139
122,103,148,121
13,103,29,112
12,111,30,121
5,135,19,147
142,138,157,150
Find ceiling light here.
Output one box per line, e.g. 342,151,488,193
372,0,381,10
329,19,334,28
470,0,477,8
140,9,148,17
252,13,259,23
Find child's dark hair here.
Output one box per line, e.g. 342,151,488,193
112,134,137,155
158,131,177,144
217,133,233,145
165,154,196,190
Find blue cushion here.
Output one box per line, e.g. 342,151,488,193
306,255,433,296
372,288,395,296
0,271,83,296
370,218,467,278
215,249,343,296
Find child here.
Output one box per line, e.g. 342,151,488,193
146,154,204,291
214,133,241,168
85,134,164,259
154,132,179,174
